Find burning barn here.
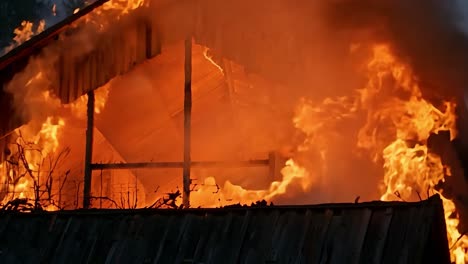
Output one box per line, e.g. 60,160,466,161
0,0,467,262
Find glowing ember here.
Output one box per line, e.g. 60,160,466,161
203,47,224,75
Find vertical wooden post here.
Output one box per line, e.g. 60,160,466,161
83,90,95,209
183,38,192,208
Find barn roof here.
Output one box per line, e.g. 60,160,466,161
0,195,450,263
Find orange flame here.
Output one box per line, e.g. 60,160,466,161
102,0,146,14
361,45,466,263
194,43,466,262
3,20,46,54
68,84,111,118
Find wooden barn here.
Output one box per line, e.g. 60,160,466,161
0,1,466,262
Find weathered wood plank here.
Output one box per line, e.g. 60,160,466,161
402,204,434,263
174,214,205,263
194,212,227,263
153,214,185,263
237,209,280,263
329,208,372,264
359,208,393,264
300,209,333,264
318,210,343,264
269,211,306,263
381,206,419,264
209,212,248,264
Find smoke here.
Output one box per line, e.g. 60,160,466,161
325,0,468,100
3,0,468,207
455,0,468,35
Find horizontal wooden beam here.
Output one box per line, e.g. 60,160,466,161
91,159,271,170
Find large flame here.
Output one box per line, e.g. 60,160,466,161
0,0,143,210
0,0,466,261
192,44,467,262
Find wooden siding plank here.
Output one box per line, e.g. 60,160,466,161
94,45,103,89
174,214,205,263
150,13,162,57
60,55,70,103
381,206,420,264
74,57,84,101
359,208,393,264
294,209,313,263
107,33,116,83
402,204,435,263
192,212,224,263
209,212,249,264
0,214,12,238
231,210,252,263
300,209,333,264
238,209,280,263
196,212,228,263
137,214,171,263
90,50,98,94
318,210,343,264
329,208,372,264
117,29,126,76
153,214,185,263
39,215,69,262
269,211,307,263
136,18,147,64
208,212,234,263
96,216,131,263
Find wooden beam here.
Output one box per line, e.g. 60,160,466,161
183,38,192,208
90,159,271,170
83,91,95,209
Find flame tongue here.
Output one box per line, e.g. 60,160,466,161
192,44,466,262
3,20,46,54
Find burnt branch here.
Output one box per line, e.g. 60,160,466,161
90,196,122,209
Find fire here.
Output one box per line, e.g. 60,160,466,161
68,84,111,118
0,83,111,210
361,45,466,263
191,159,311,207
203,48,224,75
0,1,465,260
0,0,147,210
3,20,46,54
0,115,65,205
102,0,146,14
193,43,467,261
